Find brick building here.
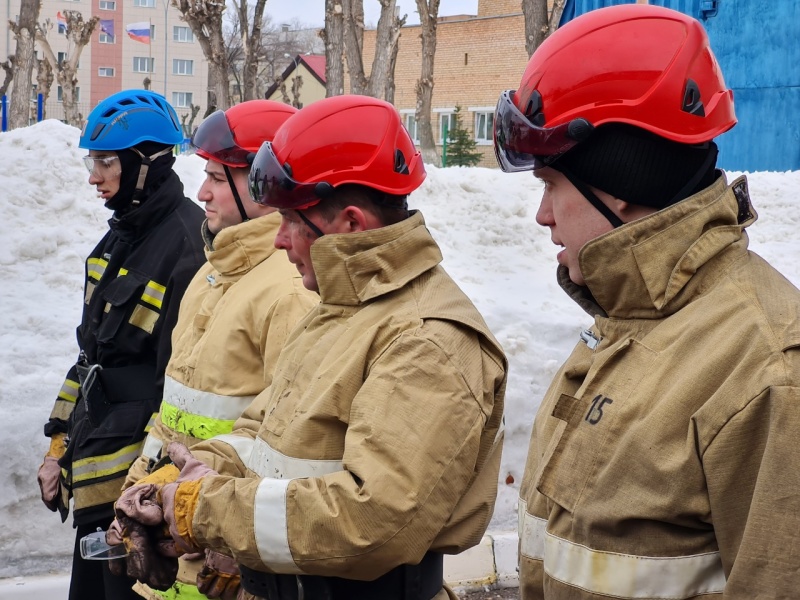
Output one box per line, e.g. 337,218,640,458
360,0,528,166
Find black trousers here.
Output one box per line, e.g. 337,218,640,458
68,519,141,600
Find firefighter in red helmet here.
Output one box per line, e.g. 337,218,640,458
495,5,800,598
118,100,318,599
109,95,508,600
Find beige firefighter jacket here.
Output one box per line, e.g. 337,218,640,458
519,175,800,599
187,211,507,583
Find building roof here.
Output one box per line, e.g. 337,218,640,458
264,54,326,100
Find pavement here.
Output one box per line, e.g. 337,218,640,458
0,531,520,599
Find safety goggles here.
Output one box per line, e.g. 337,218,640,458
82,154,120,174
191,110,252,168
248,142,331,209
493,90,594,173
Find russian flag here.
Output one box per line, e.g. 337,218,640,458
57,11,67,34
125,21,150,44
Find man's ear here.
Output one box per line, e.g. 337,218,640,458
338,206,370,233
616,200,659,223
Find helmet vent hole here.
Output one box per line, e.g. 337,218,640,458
682,79,706,117
118,98,134,106
394,149,409,175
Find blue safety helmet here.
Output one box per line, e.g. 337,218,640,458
79,89,183,151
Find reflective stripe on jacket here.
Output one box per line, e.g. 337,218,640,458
190,211,508,581
519,175,800,599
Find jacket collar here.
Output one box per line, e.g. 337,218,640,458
311,211,443,306
203,211,282,278
565,174,758,319
108,171,185,243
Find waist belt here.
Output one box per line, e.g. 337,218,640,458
239,551,444,600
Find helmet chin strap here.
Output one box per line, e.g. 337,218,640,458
557,164,624,228
296,209,325,238
223,165,250,223
130,146,174,206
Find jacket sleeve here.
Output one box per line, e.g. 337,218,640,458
189,322,503,579
259,290,317,390
44,363,81,438
703,384,800,597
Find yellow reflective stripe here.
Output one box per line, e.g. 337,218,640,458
521,507,727,598
160,402,236,440
152,581,207,600
142,280,166,309
145,412,158,433
118,268,128,276
72,441,143,483
87,257,107,281
57,379,80,403
72,477,129,510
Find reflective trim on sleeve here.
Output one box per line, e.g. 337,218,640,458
72,441,144,483
159,377,256,440
214,434,256,468
142,432,164,461
253,478,301,573
142,280,167,309
129,304,159,334
87,257,108,281
248,436,344,479
145,412,157,432
521,504,727,598
57,378,80,403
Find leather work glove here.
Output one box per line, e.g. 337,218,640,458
37,433,67,512
106,513,179,590
160,442,217,556
197,549,241,600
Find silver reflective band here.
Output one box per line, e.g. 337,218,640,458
248,436,344,480
161,376,256,421
519,506,726,598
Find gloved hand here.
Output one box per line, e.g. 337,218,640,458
106,513,179,590
37,434,67,512
160,442,217,556
197,549,241,600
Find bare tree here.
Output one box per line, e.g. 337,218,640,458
180,103,200,137
7,0,41,129
321,0,345,97
343,0,404,99
36,11,99,127
522,0,566,57
414,0,440,166
36,57,54,118
172,0,231,111
229,0,267,100
0,58,15,99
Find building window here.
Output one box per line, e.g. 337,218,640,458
172,59,194,76
403,113,419,143
173,26,193,42
172,92,192,108
439,112,456,142
57,51,67,64
57,86,80,102
98,67,115,77
133,56,155,73
99,0,116,8
99,32,114,43
474,111,494,144
133,0,155,6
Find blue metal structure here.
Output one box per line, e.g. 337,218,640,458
560,0,800,172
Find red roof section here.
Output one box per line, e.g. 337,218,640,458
301,55,327,83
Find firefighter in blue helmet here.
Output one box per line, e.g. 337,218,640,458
36,89,205,600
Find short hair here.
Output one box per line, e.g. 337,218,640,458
313,184,410,227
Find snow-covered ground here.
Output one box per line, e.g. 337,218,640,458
1,120,799,592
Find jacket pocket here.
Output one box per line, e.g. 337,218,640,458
536,339,657,513
97,272,148,344
79,399,150,444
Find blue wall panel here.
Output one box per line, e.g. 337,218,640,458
560,0,800,171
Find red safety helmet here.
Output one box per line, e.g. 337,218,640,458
248,95,426,209
192,100,297,167
494,4,736,172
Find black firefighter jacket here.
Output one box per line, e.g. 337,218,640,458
45,171,205,525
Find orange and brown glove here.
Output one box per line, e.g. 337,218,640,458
196,549,241,600
37,433,66,512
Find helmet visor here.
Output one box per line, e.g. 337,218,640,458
191,110,252,168
493,90,593,173
248,142,323,209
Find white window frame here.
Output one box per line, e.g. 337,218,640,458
172,59,194,76
172,92,193,108
133,56,155,73
434,108,456,143
400,110,419,144
133,0,155,6
99,0,116,9
98,67,115,77
470,107,495,146
173,26,193,42
99,32,114,43
57,86,80,102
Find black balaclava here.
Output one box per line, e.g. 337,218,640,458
553,123,719,227
105,141,176,213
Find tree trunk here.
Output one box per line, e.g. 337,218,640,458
522,0,548,58
237,0,266,101
8,0,41,129
414,0,440,166
36,57,53,119
172,0,231,111
343,0,367,94
322,0,345,97
0,59,15,100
